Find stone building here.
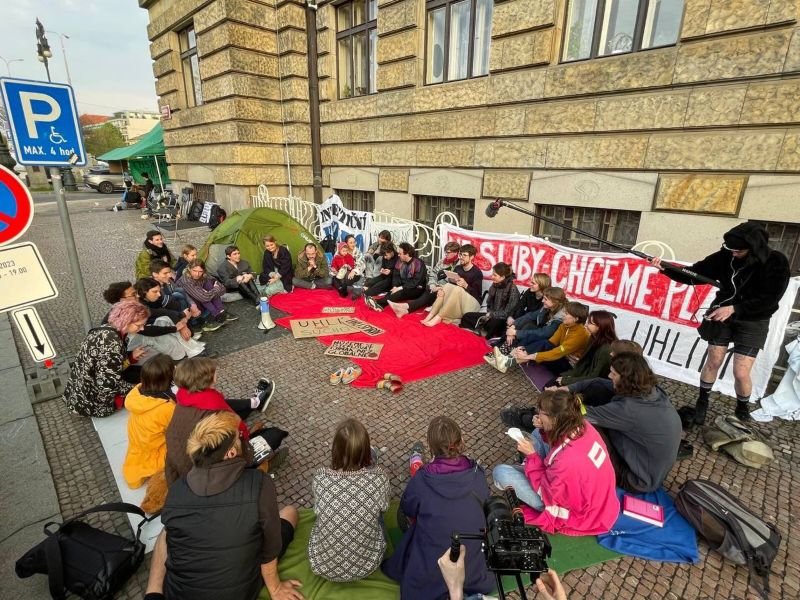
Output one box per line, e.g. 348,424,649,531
140,0,800,268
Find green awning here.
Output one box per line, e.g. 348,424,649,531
98,122,165,161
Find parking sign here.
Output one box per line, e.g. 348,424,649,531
0,77,86,166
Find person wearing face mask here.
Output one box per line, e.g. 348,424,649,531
62,302,151,417
651,223,790,424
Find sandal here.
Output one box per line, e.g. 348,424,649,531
376,380,403,393
341,365,363,385
382,373,402,383
329,368,346,385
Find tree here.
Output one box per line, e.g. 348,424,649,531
83,123,124,157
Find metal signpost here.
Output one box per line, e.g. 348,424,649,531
0,77,91,332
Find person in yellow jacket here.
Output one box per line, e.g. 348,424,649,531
494,302,591,375
123,354,176,489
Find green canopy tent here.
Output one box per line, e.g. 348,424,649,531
97,123,170,188
201,207,322,276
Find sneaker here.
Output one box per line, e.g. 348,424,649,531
255,377,272,393
494,351,513,374
483,353,496,367
223,312,239,322
197,349,219,359
202,321,223,332
410,441,425,458
366,297,381,312
255,381,276,413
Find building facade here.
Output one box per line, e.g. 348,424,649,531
140,0,800,268
106,111,162,143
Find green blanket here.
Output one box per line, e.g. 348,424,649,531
261,501,620,599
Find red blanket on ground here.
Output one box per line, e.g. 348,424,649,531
270,289,489,388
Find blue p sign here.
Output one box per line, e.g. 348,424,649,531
0,78,87,167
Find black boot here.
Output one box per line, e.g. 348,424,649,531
692,397,709,426
735,400,752,421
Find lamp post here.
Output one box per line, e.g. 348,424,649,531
46,30,71,86
0,56,24,76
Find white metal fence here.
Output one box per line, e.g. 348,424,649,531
250,184,460,264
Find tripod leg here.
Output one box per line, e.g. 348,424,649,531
495,572,506,600
515,573,528,600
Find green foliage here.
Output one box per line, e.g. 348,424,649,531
83,123,125,157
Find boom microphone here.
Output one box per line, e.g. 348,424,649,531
485,198,503,218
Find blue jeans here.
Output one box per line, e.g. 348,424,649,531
492,429,550,512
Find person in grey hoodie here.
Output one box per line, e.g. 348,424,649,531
585,353,682,493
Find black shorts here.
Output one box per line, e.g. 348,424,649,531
699,318,770,357
278,518,295,558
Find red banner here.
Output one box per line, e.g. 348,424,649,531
443,229,715,327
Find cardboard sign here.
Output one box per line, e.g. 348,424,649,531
321,306,356,314
325,340,383,360
289,317,360,339
340,317,385,337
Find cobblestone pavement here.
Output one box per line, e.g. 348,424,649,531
11,204,800,599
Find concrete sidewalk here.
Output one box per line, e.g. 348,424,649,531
0,314,59,599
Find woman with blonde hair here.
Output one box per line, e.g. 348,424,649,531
421,244,483,327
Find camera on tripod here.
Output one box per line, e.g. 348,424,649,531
450,488,551,599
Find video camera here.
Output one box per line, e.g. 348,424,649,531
450,488,551,599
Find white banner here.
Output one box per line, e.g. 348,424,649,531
317,194,373,252
439,224,800,400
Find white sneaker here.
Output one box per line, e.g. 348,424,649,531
483,353,496,367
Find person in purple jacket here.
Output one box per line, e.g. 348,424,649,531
382,416,494,600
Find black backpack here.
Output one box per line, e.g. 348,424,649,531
675,479,781,599
187,200,203,221
208,205,227,230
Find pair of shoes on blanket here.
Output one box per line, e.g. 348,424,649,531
376,372,403,393
330,365,362,385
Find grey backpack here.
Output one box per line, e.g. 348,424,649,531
675,479,781,599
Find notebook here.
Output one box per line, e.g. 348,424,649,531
623,495,665,527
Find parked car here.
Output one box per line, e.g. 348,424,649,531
84,167,127,194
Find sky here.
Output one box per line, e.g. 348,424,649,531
1,0,158,116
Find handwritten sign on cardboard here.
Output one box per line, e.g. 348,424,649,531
325,340,383,360
321,306,356,314
289,317,360,339
339,317,385,337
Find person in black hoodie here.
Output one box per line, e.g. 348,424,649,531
652,222,790,424
460,262,520,338
363,243,398,298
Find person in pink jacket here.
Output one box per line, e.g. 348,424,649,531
492,389,619,536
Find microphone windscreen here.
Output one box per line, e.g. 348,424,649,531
485,202,500,218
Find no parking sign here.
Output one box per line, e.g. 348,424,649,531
0,164,33,246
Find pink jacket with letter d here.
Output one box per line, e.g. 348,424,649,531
521,422,619,535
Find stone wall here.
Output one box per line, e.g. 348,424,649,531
144,0,313,210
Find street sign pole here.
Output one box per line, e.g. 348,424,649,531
49,167,91,332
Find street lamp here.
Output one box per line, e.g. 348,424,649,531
35,18,53,82
46,30,71,86
0,56,24,76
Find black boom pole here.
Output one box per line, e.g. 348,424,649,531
485,199,720,288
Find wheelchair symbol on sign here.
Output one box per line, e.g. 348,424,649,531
48,126,66,145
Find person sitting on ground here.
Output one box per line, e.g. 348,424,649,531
586,352,682,492
164,357,279,486
260,235,294,294
497,287,568,355
382,416,494,600
366,242,428,313
174,244,197,280
511,272,551,326
293,243,331,289
363,243,398,298
330,242,359,299
493,301,590,375
343,234,366,292
144,411,302,600
114,183,143,211
502,339,644,432
150,261,201,319
385,241,460,318
549,310,618,388
218,245,262,306
308,418,390,582
123,354,176,489
492,390,618,535
136,230,175,280
63,301,149,417
177,259,236,330
420,244,483,327
364,230,393,279
461,262,520,338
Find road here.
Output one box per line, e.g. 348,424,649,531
31,189,113,204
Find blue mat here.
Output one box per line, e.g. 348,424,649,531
597,488,699,564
